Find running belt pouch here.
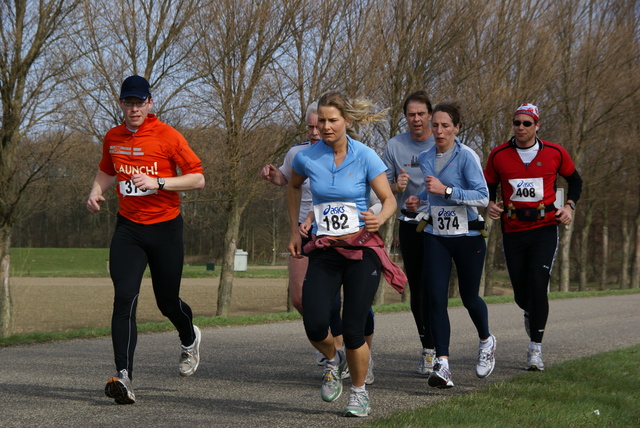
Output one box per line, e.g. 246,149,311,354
516,208,540,221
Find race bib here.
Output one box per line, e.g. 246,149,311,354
508,178,543,202
431,205,469,236
119,180,157,197
314,201,360,236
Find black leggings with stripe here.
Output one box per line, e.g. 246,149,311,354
109,214,195,378
502,224,558,343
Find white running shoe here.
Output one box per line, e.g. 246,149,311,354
321,349,346,402
428,359,454,388
417,348,435,375
105,369,136,404
476,335,496,378
344,387,370,417
526,344,545,371
365,354,374,385
179,325,201,377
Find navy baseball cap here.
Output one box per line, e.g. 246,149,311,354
119,75,152,100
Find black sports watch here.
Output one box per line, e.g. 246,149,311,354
566,201,575,210
157,177,165,190
444,187,453,199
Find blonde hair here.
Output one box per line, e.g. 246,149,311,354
318,91,386,140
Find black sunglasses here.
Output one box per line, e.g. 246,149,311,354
513,120,534,127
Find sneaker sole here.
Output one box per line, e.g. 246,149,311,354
105,378,135,404
344,408,370,417
526,365,544,371
428,373,454,389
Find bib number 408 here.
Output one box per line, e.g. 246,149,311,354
514,187,536,198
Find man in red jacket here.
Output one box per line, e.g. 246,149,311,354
484,103,582,371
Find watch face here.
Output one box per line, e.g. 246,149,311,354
159,178,165,184
446,187,452,195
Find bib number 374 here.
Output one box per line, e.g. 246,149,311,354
431,205,469,236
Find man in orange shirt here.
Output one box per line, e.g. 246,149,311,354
87,75,205,404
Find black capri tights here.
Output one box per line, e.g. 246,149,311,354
302,247,380,350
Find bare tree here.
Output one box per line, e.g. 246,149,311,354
189,0,303,316
0,0,82,336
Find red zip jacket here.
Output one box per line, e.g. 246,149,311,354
484,137,580,233
99,114,203,224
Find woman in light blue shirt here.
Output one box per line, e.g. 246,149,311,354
288,91,396,417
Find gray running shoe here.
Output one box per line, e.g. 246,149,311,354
344,388,370,417
428,360,454,388
341,364,351,379
179,325,201,377
526,345,545,371
476,335,496,378
417,348,435,375
315,350,326,366
105,369,136,404
365,354,374,385
321,349,345,402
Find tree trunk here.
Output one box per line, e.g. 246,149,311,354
559,222,574,292
216,200,242,316
599,213,608,290
621,207,631,289
578,207,593,291
632,211,640,289
0,225,12,337
482,217,499,297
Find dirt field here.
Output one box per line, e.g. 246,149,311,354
9,277,407,334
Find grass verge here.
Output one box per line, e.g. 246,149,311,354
366,345,640,427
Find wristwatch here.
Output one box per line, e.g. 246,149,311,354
444,187,453,199
566,201,575,210
157,177,165,190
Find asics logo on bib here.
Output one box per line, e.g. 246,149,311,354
438,208,458,217
323,205,346,216
517,181,534,188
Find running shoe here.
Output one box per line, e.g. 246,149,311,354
315,350,326,366
344,388,370,417
179,325,201,377
341,364,351,379
526,345,545,371
476,335,496,378
524,312,531,339
321,349,346,402
105,369,136,404
428,360,454,388
417,348,435,375
365,354,374,385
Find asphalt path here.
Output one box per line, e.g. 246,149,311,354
1,294,638,427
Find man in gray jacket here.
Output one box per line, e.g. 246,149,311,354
382,91,436,375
